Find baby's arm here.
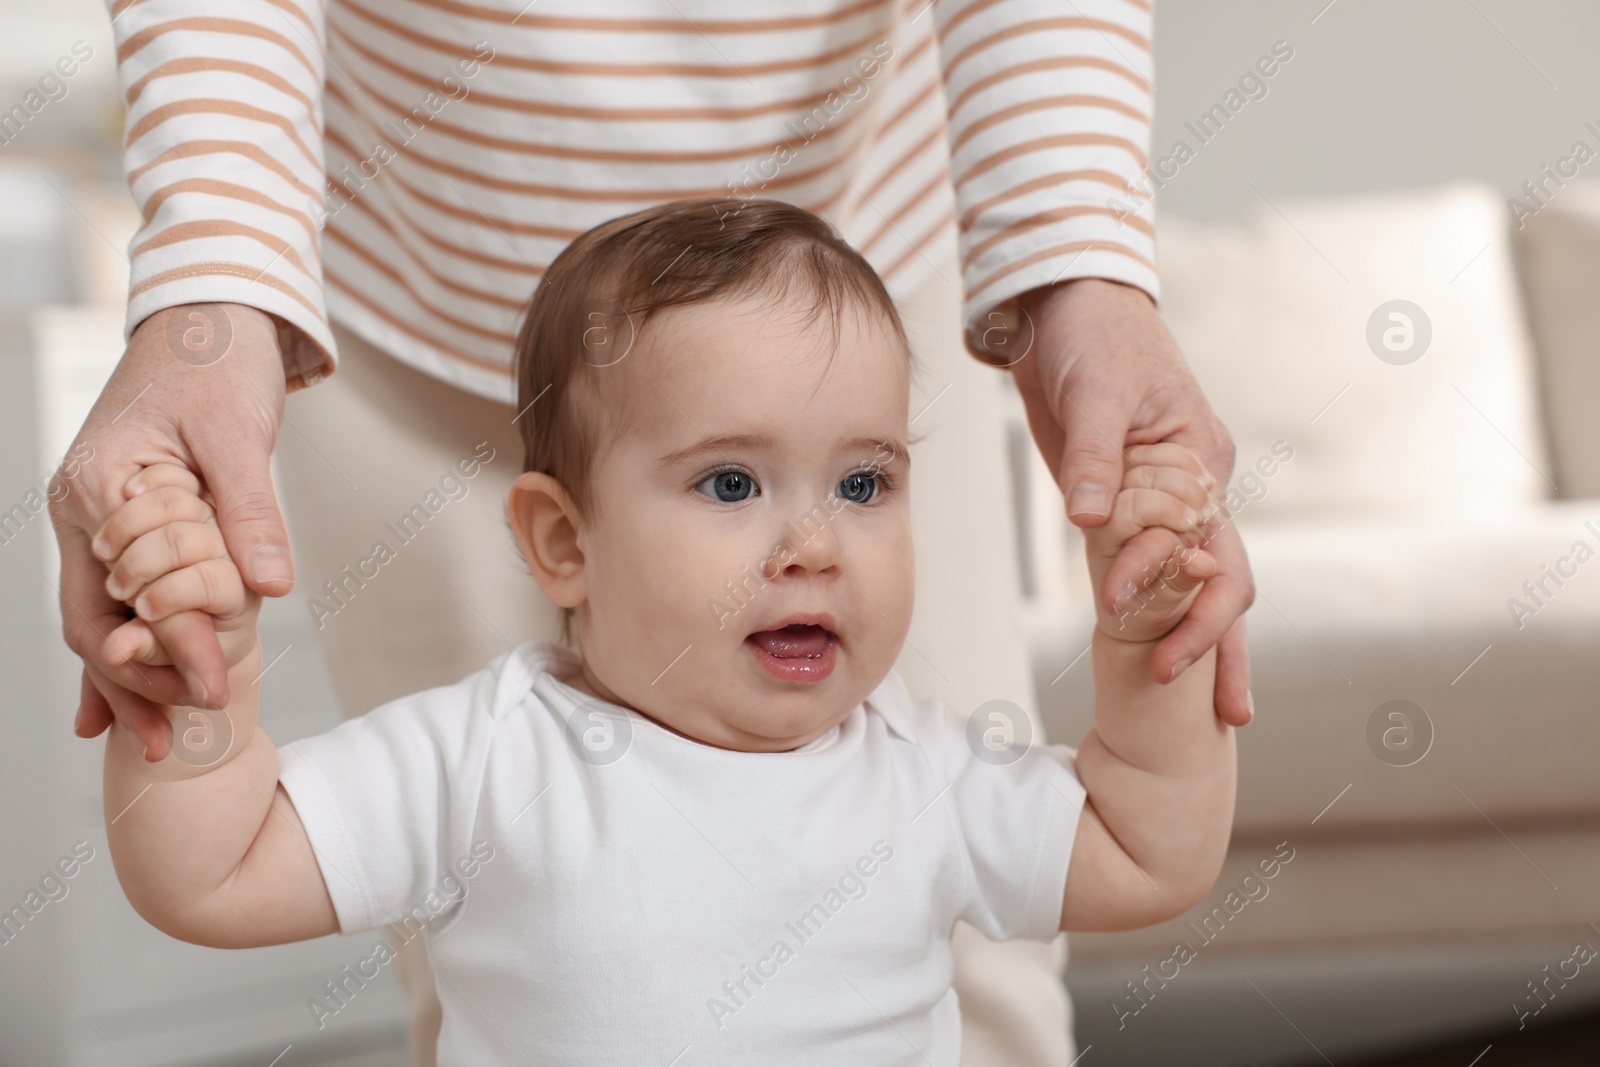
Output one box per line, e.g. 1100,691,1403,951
1061,443,1237,931
97,463,337,948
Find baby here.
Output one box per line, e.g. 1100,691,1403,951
95,198,1235,1064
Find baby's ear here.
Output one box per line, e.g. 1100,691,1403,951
506,472,587,609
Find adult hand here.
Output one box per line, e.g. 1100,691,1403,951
49,303,294,760
1008,277,1254,727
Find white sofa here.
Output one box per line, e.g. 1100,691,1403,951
1007,180,1600,1063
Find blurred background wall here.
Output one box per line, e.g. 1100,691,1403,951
1145,0,1596,220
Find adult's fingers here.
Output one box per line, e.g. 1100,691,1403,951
74,668,113,739
132,305,285,710
102,611,235,716
1008,344,1068,491
105,608,225,667
59,511,193,755
1009,337,1134,525
52,304,288,744
1057,382,1132,525
1149,517,1255,687
1013,280,1162,526
152,610,231,707
190,361,294,598
57,523,191,721
83,660,173,762
1213,617,1254,727
1147,566,1250,683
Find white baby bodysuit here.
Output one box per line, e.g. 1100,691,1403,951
277,639,1086,1065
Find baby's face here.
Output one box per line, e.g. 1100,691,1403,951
548,290,913,752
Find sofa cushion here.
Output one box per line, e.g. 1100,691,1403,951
1033,501,1600,838
1510,178,1600,499
1155,181,1552,519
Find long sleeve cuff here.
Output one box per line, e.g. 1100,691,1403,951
114,0,336,390
936,0,1160,366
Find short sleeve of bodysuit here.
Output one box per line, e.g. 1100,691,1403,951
277,663,502,935
908,697,1087,943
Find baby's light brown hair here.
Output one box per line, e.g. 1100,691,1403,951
512,196,915,645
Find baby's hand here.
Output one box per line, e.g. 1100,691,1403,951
92,463,262,676
1082,443,1220,644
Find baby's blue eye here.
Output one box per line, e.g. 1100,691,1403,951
838,471,880,504
696,468,756,502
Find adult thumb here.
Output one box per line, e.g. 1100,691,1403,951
1059,388,1131,527
204,439,296,596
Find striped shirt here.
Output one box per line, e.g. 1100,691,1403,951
111,0,1156,402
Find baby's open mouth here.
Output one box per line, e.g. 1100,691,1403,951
744,619,838,682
